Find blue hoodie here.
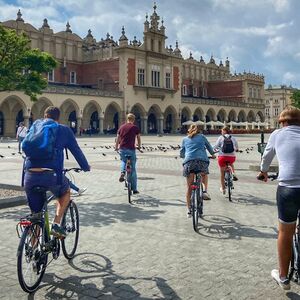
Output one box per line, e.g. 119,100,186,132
24,123,90,184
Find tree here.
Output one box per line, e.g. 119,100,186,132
0,24,57,101
291,90,300,109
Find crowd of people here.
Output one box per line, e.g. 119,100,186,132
20,105,300,291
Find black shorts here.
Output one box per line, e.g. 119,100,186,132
277,185,300,224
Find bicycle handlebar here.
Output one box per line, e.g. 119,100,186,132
63,167,83,174
257,173,278,181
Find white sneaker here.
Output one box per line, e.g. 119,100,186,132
220,187,226,195
187,209,192,218
78,188,87,195
271,269,290,290
203,192,211,200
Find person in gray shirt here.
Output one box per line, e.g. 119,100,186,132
258,106,300,290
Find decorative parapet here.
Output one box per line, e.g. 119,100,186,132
182,96,265,109
43,85,123,98
210,72,264,82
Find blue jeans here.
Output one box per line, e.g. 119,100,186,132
120,149,137,191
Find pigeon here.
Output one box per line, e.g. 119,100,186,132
102,153,106,156
174,156,178,159
0,154,4,158
84,144,87,146
11,153,16,155
8,146,10,149
93,147,96,150
114,157,118,160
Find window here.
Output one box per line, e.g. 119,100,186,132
70,71,76,84
182,85,187,95
266,108,269,116
275,108,279,116
193,87,197,97
203,87,207,97
165,72,171,89
98,78,104,89
48,69,54,82
158,41,162,53
137,68,145,86
249,87,252,98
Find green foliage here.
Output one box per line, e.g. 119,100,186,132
0,24,57,101
291,90,300,109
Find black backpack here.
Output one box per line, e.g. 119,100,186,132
222,135,234,153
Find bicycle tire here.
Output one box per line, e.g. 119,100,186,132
17,224,48,293
61,201,79,259
127,173,132,204
198,185,203,218
191,190,198,232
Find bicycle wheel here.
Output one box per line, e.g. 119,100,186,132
290,233,300,282
17,224,48,293
191,190,198,232
61,201,79,259
198,186,203,218
225,172,232,202
127,174,132,204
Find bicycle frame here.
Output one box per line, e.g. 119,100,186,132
190,172,203,232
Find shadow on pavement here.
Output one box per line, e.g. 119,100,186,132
132,194,185,208
233,193,276,207
196,214,278,240
33,252,181,299
287,292,300,299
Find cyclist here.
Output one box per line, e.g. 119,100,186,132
258,106,300,290
214,126,239,195
180,123,216,217
115,113,141,194
23,106,90,238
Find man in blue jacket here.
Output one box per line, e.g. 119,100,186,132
23,106,90,237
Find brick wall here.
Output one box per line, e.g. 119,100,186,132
173,66,179,91
207,80,243,101
127,58,136,85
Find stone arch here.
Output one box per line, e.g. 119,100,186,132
181,106,192,123
0,95,27,136
193,107,204,121
164,105,177,133
104,102,122,134
147,105,163,134
237,110,246,122
247,110,255,122
131,103,147,132
82,101,102,134
228,109,237,122
217,109,227,122
205,108,216,122
31,97,54,123
256,111,264,122
60,99,80,134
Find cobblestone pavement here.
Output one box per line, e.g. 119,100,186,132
0,134,299,300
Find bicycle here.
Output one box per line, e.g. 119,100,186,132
16,168,82,293
224,162,234,202
117,148,143,204
190,171,204,232
256,173,300,283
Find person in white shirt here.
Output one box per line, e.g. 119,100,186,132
16,122,27,153
258,106,300,291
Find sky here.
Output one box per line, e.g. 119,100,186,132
1,0,300,88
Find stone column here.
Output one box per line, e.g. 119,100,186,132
158,117,164,134
23,116,29,129
76,117,82,135
141,117,148,134
99,117,104,134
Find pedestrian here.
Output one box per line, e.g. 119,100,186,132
180,123,216,217
16,122,27,153
258,106,300,290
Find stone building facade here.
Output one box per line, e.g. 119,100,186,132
0,4,265,137
264,85,296,128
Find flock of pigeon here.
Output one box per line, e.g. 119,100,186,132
0,144,255,159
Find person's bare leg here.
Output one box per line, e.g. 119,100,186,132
220,167,225,190
53,189,70,224
277,222,295,278
202,173,208,191
186,175,194,209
